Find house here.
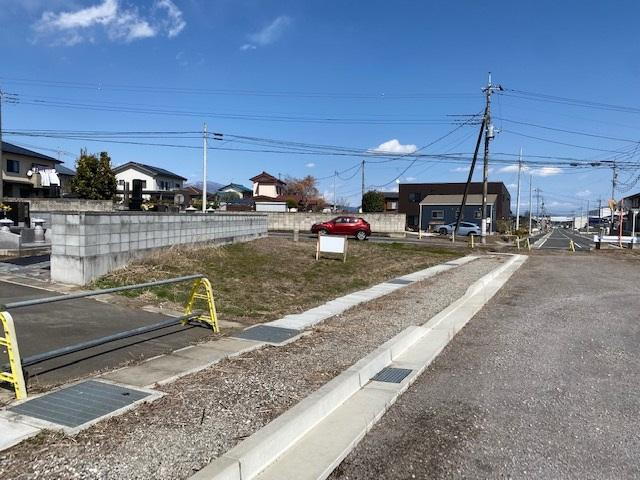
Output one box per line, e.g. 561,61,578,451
56,164,76,195
250,171,286,198
381,191,399,212
217,183,253,199
113,162,186,200
399,182,511,229
1,142,73,198
249,171,287,212
419,194,498,232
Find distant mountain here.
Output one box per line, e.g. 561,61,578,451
188,180,224,192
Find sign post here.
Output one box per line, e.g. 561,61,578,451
316,234,348,263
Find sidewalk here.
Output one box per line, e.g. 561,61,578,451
0,255,504,479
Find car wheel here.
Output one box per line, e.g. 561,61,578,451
467,231,476,237
439,228,448,235
319,229,328,235
356,230,367,241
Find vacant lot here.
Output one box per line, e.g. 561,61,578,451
94,237,460,324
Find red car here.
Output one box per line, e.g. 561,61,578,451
311,216,371,240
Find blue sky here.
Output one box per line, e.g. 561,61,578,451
1,0,640,213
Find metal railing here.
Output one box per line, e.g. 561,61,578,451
1,274,218,400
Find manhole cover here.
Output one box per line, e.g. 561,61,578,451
232,325,299,344
371,367,413,384
386,278,413,285
9,380,151,428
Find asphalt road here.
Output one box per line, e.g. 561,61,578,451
536,228,594,251
0,281,212,388
331,253,640,479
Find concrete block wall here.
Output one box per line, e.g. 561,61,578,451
50,212,268,285
266,212,406,236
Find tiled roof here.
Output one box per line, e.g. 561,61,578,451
2,141,61,163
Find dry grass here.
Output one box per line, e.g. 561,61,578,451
93,237,460,325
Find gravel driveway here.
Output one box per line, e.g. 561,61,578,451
0,256,504,480
330,253,640,479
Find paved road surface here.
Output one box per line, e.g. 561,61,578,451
331,253,640,479
0,281,212,388
536,228,594,251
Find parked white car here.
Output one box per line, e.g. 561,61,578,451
438,222,481,236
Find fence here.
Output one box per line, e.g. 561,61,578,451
0,274,217,400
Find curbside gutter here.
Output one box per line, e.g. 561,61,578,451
190,254,528,480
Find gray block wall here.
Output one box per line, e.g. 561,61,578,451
266,212,406,236
50,212,268,285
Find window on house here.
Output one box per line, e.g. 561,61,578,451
175,183,180,188
474,209,482,219
6,159,19,174
432,210,444,219
408,192,421,203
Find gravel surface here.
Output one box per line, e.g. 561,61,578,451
0,255,504,480
330,253,640,479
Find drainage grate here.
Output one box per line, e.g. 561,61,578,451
232,325,300,344
8,380,151,428
386,278,413,285
371,367,413,384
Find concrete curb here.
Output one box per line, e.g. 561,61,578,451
190,254,527,480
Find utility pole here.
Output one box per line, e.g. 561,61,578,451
202,123,207,212
360,159,365,212
586,199,590,234
480,73,503,244
515,147,523,230
528,175,533,233
533,187,542,230
610,162,617,226
333,171,337,212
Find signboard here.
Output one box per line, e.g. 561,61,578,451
316,234,348,262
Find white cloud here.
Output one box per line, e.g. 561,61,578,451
241,15,292,51
34,0,185,45
369,139,417,155
507,183,518,188
451,166,469,173
575,189,591,197
531,166,562,177
305,162,315,168
405,177,416,182
498,164,561,177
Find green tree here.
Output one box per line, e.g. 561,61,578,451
72,150,117,200
362,190,385,212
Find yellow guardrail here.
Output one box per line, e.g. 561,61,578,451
184,277,219,333
1,275,219,401
0,311,27,400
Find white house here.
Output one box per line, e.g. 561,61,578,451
249,171,287,212
113,162,186,199
217,182,253,199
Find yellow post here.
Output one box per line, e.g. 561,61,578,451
516,237,521,250
526,237,531,251
184,278,219,332
0,311,27,400
569,240,576,252
468,234,475,248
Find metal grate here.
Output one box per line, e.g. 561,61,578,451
8,380,151,428
232,325,300,344
371,367,413,384
386,278,414,285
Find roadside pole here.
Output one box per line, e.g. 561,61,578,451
202,123,208,213
515,147,523,231
480,73,503,244
528,175,533,233
586,199,590,234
